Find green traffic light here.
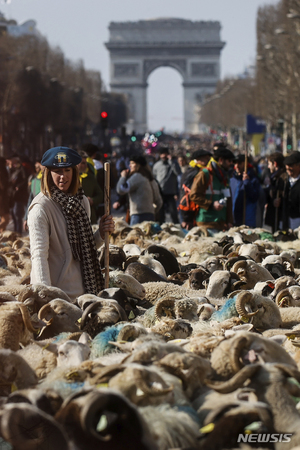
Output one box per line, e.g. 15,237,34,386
131,136,137,142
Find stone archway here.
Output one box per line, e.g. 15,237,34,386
105,18,225,134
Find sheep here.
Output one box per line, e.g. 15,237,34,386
154,351,212,400
0,301,45,351
0,403,69,450
142,244,180,276
18,284,73,312
109,270,146,300
40,339,91,368
154,297,200,322
108,364,174,406
185,266,210,290
209,331,296,380
37,299,82,339
139,404,201,450
0,349,37,396
276,285,300,308
150,318,193,340
209,290,282,331
55,388,158,450
123,243,142,256
205,363,300,450
125,261,169,283
80,298,127,338
231,259,274,290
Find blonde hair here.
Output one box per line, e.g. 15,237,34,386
41,167,80,197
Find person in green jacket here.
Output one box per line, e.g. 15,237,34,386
77,151,103,224
190,146,235,235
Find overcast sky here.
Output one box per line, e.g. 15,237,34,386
1,0,279,132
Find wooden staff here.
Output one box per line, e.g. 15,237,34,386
104,162,110,288
242,149,248,225
274,190,280,233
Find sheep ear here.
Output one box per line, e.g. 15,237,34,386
78,332,91,345
269,335,287,345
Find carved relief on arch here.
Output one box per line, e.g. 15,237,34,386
143,59,187,80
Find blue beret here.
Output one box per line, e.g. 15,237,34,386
41,147,82,168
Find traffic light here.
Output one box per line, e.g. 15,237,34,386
101,111,108,130
131,130,137,142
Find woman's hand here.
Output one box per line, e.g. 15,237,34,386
121,169,129,177
99,214,115,239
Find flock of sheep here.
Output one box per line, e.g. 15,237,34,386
3,220,300,449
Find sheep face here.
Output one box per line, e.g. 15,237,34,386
231,260,274,290
201,256,224,273
210,331,296,379
188,267,210,290
276,286,300,308
109,365,174,406
38,299,82,339
205,270,231,298
109,271,146,300
235,291,282,330
151,318,193,340
56,340,90,367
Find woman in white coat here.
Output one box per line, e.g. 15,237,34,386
28,146,114,301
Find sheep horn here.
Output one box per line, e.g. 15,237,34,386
154,298,176,321
117,324,147,342
79,390,148,446
89,364,126,385
274,363,300,383
205,364,261,394
229,336,250,373
17,303,45,333
0,403,69,450
80,300,109,330
275,289,292,308
235,291,259,318
134,368,173,396
17,285,34,303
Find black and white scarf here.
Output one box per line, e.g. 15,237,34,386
50,186,104,295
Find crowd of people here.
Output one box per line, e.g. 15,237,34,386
1,142,300,239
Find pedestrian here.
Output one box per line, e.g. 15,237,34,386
281,151,300,230
178,148,212,230
190,147,235,235
153,148,181,224
177,153,189,174
230,154,261,228
116,154,162,225
27,146,114,301
77,150,103,224
264,152,287,233
0,157,10,232
23,160,44,232
7,155,28,235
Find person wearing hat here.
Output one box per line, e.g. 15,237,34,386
190,147,234,234
116,153,162,225
230,154,261,228
27,146,115,301
280,151,300,230
178,148,212,230
152,148,181,224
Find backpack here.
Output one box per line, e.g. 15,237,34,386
178,167,200,213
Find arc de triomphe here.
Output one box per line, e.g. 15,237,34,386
105,18,225,134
